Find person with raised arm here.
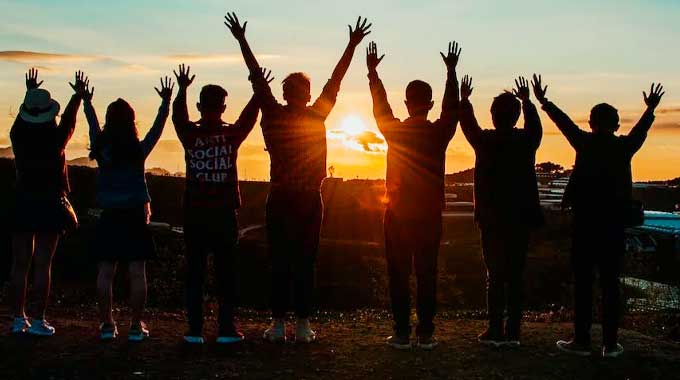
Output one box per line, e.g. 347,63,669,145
9,69,85,336
458,75,543,348
225,12,371,343
85,76,174,342
366,41,460,350
533,75,665,359
172,64,264,345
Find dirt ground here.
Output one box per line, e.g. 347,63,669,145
2,307,680,380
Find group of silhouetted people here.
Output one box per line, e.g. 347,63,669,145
7,12,665,359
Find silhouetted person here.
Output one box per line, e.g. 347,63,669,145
9,69,86,336
225,12,371,343
85,76,174,342
533,75,665,358
367,41,460,349
459,76,543,348
172,64,261,344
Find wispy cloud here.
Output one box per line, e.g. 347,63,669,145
164,53,281,65
653,122,680,130
0,51,100,63
0,50,155,75
656,107,680,114
328,129,386,153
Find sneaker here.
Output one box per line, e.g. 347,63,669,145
11,317,31,334
128,321,150,342
386,334,411,350
28,319,55,336
602,343,624,358
556,339,591,357
263,319,286,343
295,319,316,343
416,335,439,350
216,327,245,344
477,329,503,348
100,322,118,341
183,331,205,344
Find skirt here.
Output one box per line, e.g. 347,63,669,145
93,206,155,262
11,194,76,235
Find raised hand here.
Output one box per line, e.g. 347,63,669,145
173,64,196,89
348,16,372,47
440,41,461,71
224,12,247,41
512,76,530,101
531,74,548,105
461,75,474,100
25,68,44,90
643,83,665,110
366,41,384,72
82,83,95,102
261,67,275,84
69,71,89,98
155,76,175,101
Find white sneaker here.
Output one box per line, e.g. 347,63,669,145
263,319,286,343
11,317,31,334
602,343,624,358
295,319,316,343
28,319,55,336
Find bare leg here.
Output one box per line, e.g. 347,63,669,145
97,262,117,324
128,261,147,326
31,232,59,320
11,233,34,318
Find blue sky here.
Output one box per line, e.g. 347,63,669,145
1,0,679,179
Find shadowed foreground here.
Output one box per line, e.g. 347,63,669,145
1,308,679,380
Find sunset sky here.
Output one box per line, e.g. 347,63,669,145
1,0,679,180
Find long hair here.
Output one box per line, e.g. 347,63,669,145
89,98,143,165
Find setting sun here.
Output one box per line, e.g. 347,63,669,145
339,114,368,136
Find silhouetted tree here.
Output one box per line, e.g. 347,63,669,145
535,161,564,174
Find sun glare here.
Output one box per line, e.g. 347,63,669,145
339,115,367,136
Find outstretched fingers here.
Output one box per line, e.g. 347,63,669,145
531,74,548,103
461,75,474,98
261,67,275,83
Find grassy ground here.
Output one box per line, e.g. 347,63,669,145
2,307,679,380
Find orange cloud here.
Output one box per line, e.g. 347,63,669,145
0,50,99,63
328,129,386,153
657,107,680,114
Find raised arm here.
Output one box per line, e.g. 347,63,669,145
532,74,585,150
172,64,195,143
81,80,101,152
458,75,483,148
225,12,278,111
225,12,261,76
141,76,174,157
58,71,87,149
435,41,461,140
514,76,542,150
233,94,260,146
366,41,398,133
312,17,372,118
12,68,46,140
626,83,664,154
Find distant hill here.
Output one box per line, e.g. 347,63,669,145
446,168,474,184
